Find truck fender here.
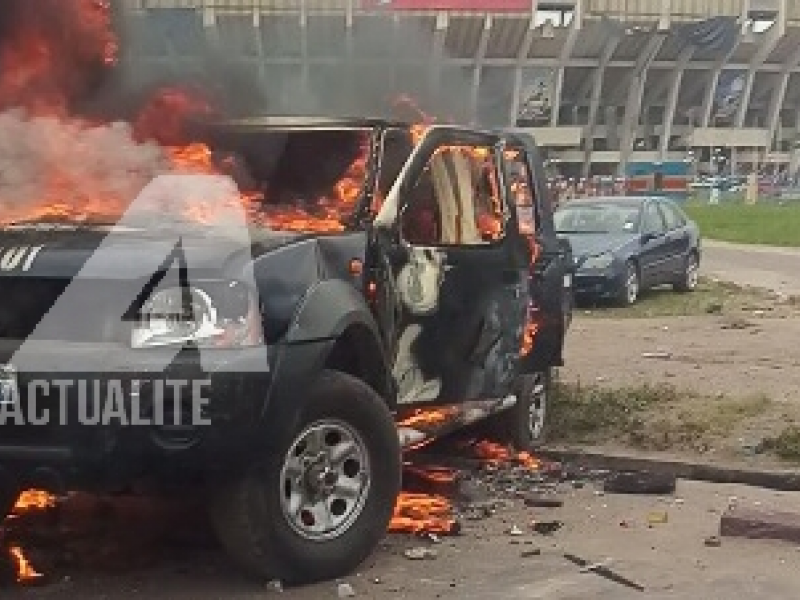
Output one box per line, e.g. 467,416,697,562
259,281,395,444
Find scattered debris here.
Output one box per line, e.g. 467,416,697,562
532,521,563,535
704,536,722,548
721,506,800,544
563,553,645,592
403,547,439,561
521,548,542,558
641,352,672,360
647,511,669,526
604,470,677,495
337,582,356,598
507,525,524,536
524,496,564,508
720,317,754,330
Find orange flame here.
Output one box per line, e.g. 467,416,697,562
9,546,42,582
12,490,56,512
473,440,540,471
397,407,461,431
0,0,118,114
389,492,457,535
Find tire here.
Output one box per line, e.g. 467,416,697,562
616,261,640,306
208,369,401,584
486,370,552,451
673,252,699,292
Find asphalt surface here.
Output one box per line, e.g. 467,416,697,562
701,240,800,297
4,481,800,599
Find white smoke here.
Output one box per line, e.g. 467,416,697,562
0,109,166,201
0,108,210,222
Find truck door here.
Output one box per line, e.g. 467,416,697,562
374,127,530,406
504,136,570,372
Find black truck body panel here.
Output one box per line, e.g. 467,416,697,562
0,119,571,492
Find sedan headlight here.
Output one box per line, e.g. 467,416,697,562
131,284,263,349
581,252,614,270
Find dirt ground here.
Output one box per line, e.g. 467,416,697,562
4,480,800,599
561,313,800,404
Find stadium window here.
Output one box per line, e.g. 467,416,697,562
534,4,575,28
748,11,777,34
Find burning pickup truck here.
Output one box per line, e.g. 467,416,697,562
0,117,572,584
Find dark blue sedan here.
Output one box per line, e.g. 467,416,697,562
554,197,701,306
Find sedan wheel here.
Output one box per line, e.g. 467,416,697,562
618,262,640,306
674,253,699,292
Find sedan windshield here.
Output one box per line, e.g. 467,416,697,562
555,203,641,235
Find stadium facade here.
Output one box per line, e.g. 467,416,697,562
119,0,800,183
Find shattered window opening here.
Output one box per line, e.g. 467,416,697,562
401,144,506,248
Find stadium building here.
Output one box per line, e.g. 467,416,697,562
119,0,800,188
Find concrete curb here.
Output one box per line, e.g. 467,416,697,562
540,448,800,492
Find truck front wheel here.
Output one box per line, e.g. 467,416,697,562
209,370,401,584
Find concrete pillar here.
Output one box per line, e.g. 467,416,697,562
735,0,786,128
660,46,695,158
549,1,583,127
582,34,621,177
299,5,310,103
509,17,538,126
345,0,355,110
470,15,493,125
252,10,269,100
619,33,667,176
429,12,449,106
766,45,800,151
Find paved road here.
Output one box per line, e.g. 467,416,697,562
6,480,800,599
701,239,800,297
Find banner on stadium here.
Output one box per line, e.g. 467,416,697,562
361,0,534,11
516,68,554,125
712,70,746,121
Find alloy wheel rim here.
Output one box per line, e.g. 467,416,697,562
686,257,699,289
626,268,639,304
526,373,548,440
279,419,371,541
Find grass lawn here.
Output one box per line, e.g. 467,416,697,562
683,202,800,247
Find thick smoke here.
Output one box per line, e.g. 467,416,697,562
112,5,474,122
0,1,477,223
0,110,173,222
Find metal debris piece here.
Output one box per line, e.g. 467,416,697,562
647,511,669,525
337,582,356,598
641,351,672,360
507,525,524,536
563,553,645,592
525,495,564,508
704,536,722,547
521,548,542,558
404,547,438,561
532,520,563,535
604,470,677,495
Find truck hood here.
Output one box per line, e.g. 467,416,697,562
0,224,305,279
